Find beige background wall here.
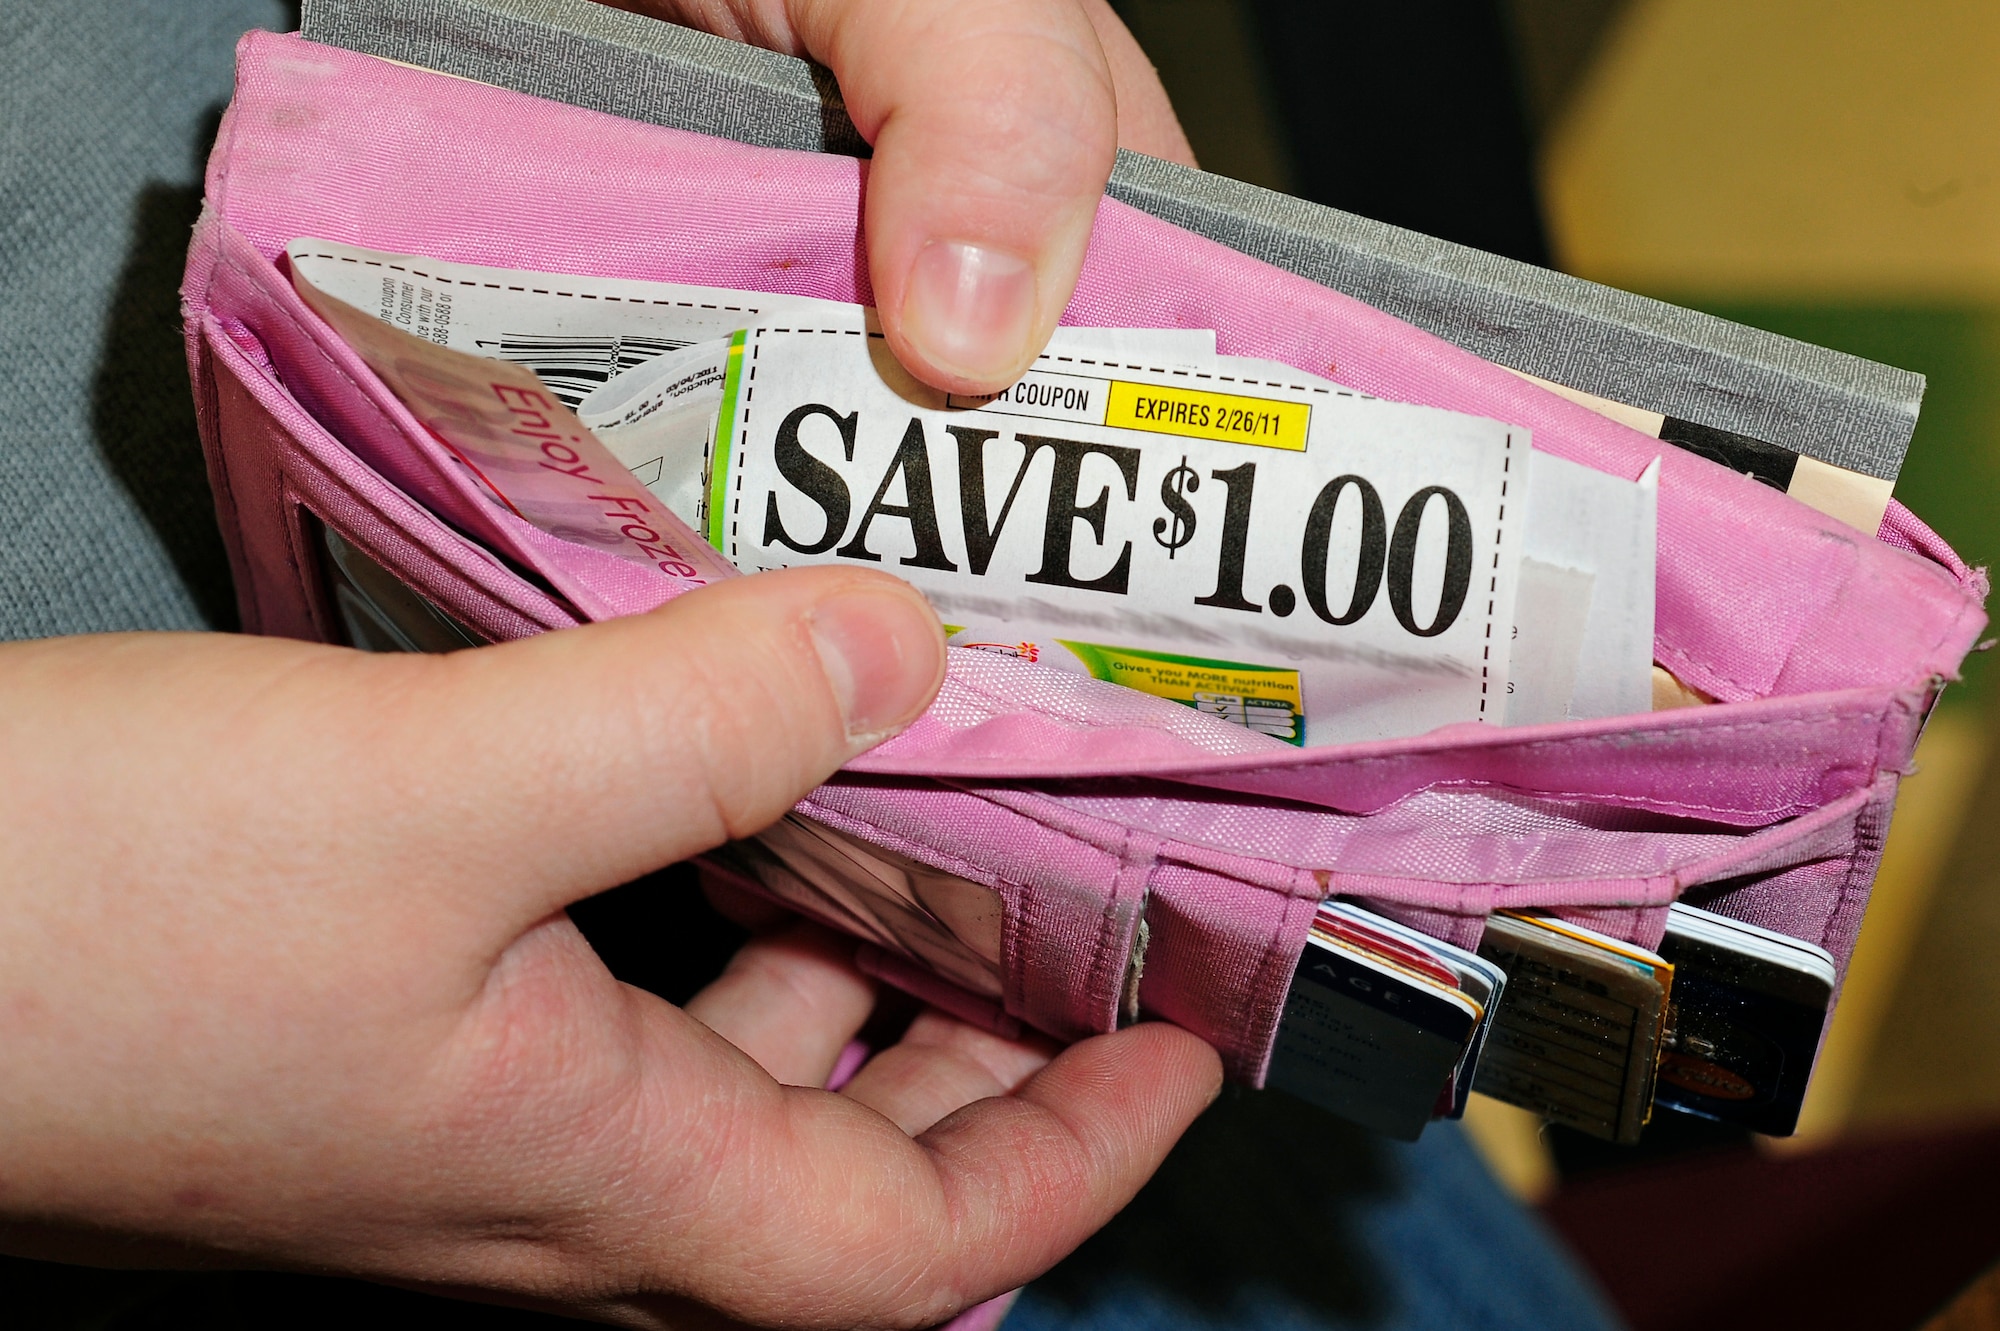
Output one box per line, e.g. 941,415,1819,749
1546,0,2000,299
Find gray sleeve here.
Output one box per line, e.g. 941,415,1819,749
303,0,1920,482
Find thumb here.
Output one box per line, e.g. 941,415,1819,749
369,564,944,927
619,0,1195,392
794,0,1124,394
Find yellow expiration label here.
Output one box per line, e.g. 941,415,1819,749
1104,380,1310,451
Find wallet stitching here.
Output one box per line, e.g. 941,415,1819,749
1821,775,1896,953
203,327,317,637
971,784,1768,900
276,483,325,640
1097,829,1156,1029
924,661,1896,777
1244,888,1318,1080
1656,639,1757,699
1205,707,1891,778
191,317,250,625
1348,785,1832,821
957,785,1319,898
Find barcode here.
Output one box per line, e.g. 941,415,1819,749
477,334,688,406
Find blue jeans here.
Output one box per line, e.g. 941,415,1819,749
0,5,1621,1329
1011,1089,1618,1331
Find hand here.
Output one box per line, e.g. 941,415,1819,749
611,0,1197,394
0,566,1221,1326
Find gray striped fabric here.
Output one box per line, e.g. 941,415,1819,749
301,0,1920,481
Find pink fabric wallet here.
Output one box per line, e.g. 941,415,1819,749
186,31,1987,1091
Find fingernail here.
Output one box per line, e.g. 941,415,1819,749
808,587,945,741
901,240,1039,386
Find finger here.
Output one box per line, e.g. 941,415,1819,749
838,1009,1057,1135
624,0,1190,162
683,922,877,1087
789,0,1121,394
840,1007,1064,1127
908,1023,1222,1304
4,566,944,953
1077,0,1197,166
664,1020,1221,1326
624,0,1192,391
402,564,945,931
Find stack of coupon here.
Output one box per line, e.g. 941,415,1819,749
290,239,1659,749
288,241,1840,1144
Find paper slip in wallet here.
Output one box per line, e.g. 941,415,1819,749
1474,912,1673,1144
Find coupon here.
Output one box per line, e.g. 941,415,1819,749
292,269,737,615
287,237,847,405
287,238,1218,405
288,240,1633,746
697,322,1529,746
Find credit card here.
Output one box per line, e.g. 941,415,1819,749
1268,930,1481,1140
1311,915,1493,1119
1473,911,1673,1143
1653,902,1836,1136
1441,957,1505,1118
1318,903,1509,1120
1313,904,1464,989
